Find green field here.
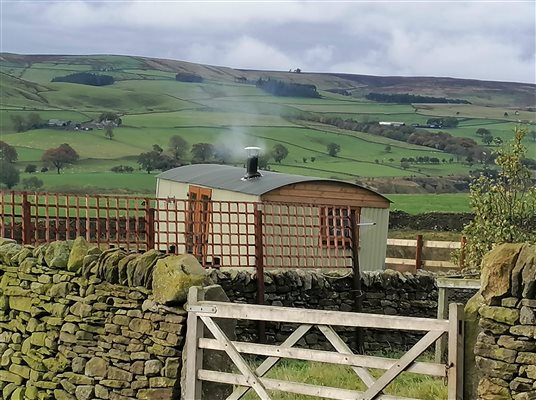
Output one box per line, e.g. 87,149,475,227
243,358,446,400
388,193,470,214
1,54,534,213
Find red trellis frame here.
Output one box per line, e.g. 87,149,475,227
0,191,356,269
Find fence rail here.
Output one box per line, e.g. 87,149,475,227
385,235,466,272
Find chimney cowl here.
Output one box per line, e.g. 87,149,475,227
243,146,262,180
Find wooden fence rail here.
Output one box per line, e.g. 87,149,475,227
184,286,464,400
385,235,466,272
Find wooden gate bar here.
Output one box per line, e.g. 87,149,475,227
198,337,445,377
318,325,375,386
447,303,464,400
362,329,444,400
227,324,313,400
183,287,205,400
190,300,450,331
197,370,420,400
200,315,272,399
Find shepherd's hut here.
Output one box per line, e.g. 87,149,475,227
155,148,390,271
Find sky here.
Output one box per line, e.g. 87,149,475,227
1,0,535,84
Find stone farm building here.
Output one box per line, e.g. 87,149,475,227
155,162,391,271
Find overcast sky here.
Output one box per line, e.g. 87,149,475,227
1,0,535,84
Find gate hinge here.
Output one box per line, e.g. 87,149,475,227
186,305,217,314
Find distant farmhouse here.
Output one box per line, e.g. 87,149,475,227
47,119,71,128
46,119,119,131
379,121,406,127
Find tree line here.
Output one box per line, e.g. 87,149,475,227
134,136,342,174
175,73,203,83
52,72,114,86
301,114,493,164
256,78,320,98
10,113,46,133
366,92,471,104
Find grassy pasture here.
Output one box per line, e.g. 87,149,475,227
414,103,535,121
388,193,470,214
21,66,96,84
122,110,296,129
12,146,45,163
447,121,536,156
41,83,193,112
122,69,177,79
295,103,415,114
242,358,446,400
25,171,156,193
1,54,535,213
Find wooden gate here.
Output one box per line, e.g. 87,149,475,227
184,286,464,400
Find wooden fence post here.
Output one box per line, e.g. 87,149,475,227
184,286,205,400
447,303,464,400
459,236,467,269
145,199,155,250
350,209,364,354
435,286,449,363
21,192,32,245
254,209,266,343
415,234,423,269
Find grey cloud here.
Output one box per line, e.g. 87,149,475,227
1,0,534,83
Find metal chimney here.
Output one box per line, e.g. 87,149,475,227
243,147,262,180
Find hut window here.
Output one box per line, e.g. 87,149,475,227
320,207,353,248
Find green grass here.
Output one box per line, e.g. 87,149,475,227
242,358,446,400
26,171,156,193
388,193,470,214
1,54,534,201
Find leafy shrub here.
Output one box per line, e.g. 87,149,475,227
256,78,320,98
461,127,536,268
110,165,134,173
25,164,37,173
22,176,43,190
175,73,203,83
366,92,470,104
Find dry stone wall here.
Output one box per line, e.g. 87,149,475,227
0,236,485,399
468,244,536,400
209,269,466,351
0,238,209,400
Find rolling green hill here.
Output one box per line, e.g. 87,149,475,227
0,53,534,213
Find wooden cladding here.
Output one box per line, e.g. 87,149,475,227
261,182,390,209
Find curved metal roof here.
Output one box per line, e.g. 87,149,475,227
157,164,389,201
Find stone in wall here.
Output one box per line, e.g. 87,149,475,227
153,254,212,305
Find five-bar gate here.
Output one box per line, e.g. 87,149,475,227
184,286,464,400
